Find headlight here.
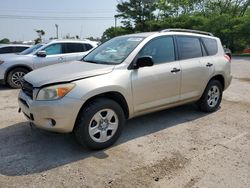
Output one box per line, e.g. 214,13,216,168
36,83,75,101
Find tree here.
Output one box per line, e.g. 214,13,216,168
34,29,45,44
0,38,10,44
101,26,131,42
117,0,157,32
102,0,250,52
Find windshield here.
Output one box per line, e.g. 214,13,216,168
19,44,44,55
83,36,145,65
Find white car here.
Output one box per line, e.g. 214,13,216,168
0,44,31,54
0,39,98,88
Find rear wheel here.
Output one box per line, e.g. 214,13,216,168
7,68,29,89
198,80,223,112
74,98,125,150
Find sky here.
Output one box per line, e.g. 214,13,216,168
0,0,120,41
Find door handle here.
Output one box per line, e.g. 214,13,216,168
171,68,181,73
58,57,64,61
206,62,213,67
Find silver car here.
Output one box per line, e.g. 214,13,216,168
0,39,98,88
18,29,232,149
0,44,31,54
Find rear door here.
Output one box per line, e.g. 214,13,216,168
176,36,214,100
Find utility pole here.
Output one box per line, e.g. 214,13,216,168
115,15,118,28
114,15,118,36
55,24,59,39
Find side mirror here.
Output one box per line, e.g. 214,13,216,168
134,56,154,69
36,51,46,57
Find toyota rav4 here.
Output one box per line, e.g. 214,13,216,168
18,29,232,149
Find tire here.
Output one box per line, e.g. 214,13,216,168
7,68,29,89
198,79,223,112
74,98,125,150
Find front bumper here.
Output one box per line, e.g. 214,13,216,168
0,65,6,83
18,90,83,133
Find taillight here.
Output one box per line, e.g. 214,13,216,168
224,54,231,62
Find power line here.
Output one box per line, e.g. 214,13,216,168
0,15,114,20
0,9,115,14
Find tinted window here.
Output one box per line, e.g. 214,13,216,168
65,43,86,53
202,38,218,55
14,46,29,53
139,36,175,64
0,47,13,54
43,44,62,55
84,44,93,51
177,36,202,60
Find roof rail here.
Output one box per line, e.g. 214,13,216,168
160,28,214,36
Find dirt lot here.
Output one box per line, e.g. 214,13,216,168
0,57,250,188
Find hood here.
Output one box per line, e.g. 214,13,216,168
24,61,115,87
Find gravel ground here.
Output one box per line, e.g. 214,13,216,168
0,57,249,188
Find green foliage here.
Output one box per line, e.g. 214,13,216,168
34,29,45,44
0,38,10,44
101,26,133,42
102,0,250,52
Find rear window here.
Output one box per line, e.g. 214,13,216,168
176,36,202,60
202,38,218,56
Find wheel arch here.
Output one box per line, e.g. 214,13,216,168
209,74,225,90
4,65,33,82
76,91,130,121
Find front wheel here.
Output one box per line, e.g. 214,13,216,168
198,80,223,112
7,68,29,89
74,98,125,150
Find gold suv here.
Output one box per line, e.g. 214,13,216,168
18,29,232,149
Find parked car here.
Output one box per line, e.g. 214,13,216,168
18,29,232,149
0,44,31,54
0,39,98,88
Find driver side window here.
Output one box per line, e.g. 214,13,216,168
139,36,175,64
43,44,62,55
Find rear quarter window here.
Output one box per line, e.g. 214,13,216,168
202,38,218,56
15,46,29,53
0,47,14,54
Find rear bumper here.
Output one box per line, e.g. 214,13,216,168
18,90,83,133
224,75,232,90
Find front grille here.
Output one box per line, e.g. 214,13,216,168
21,80,33,99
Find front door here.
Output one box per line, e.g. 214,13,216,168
131,36,181,113
34,43,66,69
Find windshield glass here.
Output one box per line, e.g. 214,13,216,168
19,44,43,55
83,36,145,64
